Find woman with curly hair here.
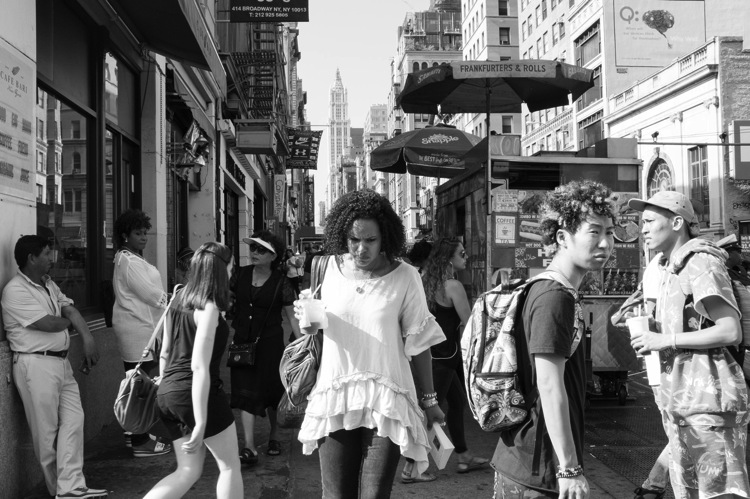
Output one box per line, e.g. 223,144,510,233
492,180,616,498
294,189,446,498
112,209,172,457
229,230,300,466
145,242,242,498
401,237,488,481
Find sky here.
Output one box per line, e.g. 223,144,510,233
296,0,432,224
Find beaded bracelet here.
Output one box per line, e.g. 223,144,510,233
555,465,583,479
422,398,439,409
421,392,437,401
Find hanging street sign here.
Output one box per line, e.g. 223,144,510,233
229,0,309,22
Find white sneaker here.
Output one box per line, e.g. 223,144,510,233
56,486,108,498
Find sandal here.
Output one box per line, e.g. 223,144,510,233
401,471,437,484
633,486,666,499
239,447,258,466
266,439,281,456
456,455,488,474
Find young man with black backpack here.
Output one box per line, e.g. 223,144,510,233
491,181,616,498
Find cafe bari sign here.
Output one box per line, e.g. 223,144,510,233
229,0,309,22
454,61,557,79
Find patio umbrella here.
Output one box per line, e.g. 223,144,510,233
397,59,594,114
397,60,594,287
370,125,482,178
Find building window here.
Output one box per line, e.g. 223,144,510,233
552,23,559,45
412,62,419,73
577,110,603,149
689,146,710,222
37,118,44,140
499,28,511,45
576,66,602,110
528,15,533,35
575,22,600,66
559,21,565,39
535,5,541,26
551,0,557,9
543,31,549,53
502,116,513,134
522,21,527,40
37,184,44,203
37,151,45,172
537,38,543,57
542,0,548,19
71,120,81,139
64,189,82,213
498,0,509,15
647,159,674,197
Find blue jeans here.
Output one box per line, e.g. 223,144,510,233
319,427,401,499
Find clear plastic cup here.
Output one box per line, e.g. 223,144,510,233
299,296,328,330
626,316,660,386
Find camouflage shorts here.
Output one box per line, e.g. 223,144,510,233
665,420,750,498
493,473,554,499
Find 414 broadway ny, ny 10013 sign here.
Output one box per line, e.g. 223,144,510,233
229,0,309,22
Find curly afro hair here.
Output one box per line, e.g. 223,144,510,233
114,209,152,248
539,180,618,256
324,189,406,261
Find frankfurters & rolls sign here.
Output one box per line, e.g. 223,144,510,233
454,61,556,79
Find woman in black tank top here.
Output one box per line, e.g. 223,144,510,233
402,237,488,481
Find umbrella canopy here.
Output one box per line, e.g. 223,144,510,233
370,125,482,178
397,60,594,114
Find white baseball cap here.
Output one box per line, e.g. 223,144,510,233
242,237,276,255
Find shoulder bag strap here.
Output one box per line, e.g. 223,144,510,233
310,255,331,299
138,284,182,370
246,272,284,344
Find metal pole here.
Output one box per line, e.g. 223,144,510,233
485,83,493,291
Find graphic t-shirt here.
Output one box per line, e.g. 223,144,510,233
491,279,585,493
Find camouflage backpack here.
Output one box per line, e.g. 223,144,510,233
461,271,579,432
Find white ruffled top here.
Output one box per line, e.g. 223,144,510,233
298,258,446,476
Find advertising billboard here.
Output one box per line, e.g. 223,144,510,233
613,0,706,67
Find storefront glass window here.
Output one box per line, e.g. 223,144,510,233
104,53,137,135
36,90,91,309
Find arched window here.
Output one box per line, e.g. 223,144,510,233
433,62,439,67
421,62,428,70
646,158,674,198
412,62,419,73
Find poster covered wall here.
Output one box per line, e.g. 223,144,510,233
0,38,34,200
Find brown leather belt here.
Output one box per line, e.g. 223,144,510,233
26,350,68,358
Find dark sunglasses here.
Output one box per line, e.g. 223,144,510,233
248,243,271,255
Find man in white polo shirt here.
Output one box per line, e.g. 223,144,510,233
1,235,107,499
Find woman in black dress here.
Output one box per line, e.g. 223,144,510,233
230,230,300,466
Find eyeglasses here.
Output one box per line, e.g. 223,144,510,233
248,243,271,255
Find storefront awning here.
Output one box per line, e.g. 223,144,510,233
110,0,225,89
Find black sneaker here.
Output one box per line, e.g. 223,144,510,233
132,440,172,458
633,486,666,499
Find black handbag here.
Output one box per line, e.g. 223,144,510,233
227,270,283,367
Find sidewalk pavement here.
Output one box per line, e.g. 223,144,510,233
25,317,669,498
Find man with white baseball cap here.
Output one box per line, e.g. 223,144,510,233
626,190,749,498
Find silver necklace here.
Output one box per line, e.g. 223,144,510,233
353,266,374,294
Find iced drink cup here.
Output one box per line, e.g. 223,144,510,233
298,291,328,330
626,316,661,386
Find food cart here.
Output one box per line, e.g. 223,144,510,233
435,136,643,404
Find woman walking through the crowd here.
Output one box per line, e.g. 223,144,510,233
145,242,242,499
112,209,172,457
401,237,488,482
283,248,303,295
230,231,301,466
295,189,446,498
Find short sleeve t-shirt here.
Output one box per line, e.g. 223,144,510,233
491,279,586,493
